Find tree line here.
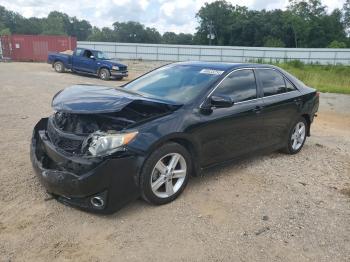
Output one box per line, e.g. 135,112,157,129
1,0,350,48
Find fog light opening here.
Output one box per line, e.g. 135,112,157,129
90,196,105,208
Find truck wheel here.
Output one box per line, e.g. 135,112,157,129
54,61,65,73
99,68,110,81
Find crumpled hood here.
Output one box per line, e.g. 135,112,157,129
52,85,180,114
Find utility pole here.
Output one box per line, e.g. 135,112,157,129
207,21,215,45
129,33,137,43
292,25,298,48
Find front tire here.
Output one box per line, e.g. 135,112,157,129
53,61,65,73
99,68,110,80
283,117,307,154
140,142,192,205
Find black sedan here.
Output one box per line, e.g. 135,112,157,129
31,62,319,213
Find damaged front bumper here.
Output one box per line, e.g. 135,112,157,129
30,118,142,214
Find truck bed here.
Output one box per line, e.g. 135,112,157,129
47,52,72,69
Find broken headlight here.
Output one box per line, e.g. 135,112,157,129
87,131,138,156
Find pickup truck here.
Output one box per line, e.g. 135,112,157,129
47,48,128,80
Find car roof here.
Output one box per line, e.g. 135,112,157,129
77,48,101,52
174,61,274,71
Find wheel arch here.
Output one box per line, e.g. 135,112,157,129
141,134,201,179
301,113,311,136
168,137,200,176
98,66,110,75
52,59,63,66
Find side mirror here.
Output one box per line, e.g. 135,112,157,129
210,95,234,108
90,55,95,59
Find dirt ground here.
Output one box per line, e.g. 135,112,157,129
0,61,349,262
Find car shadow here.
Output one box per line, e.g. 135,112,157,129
103,151,285,220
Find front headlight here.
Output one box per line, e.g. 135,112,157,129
111,65,119,70
87,131,138,156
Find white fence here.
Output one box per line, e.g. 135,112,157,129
78,41,350,65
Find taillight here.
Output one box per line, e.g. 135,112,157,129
316,92,320,97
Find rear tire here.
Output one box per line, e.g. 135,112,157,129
99,68,110,80
53,61,65,73
283,117,308,154
140,142,192,205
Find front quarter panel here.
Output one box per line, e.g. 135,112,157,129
126,108,201,160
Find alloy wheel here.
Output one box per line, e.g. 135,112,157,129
291,121,306,151
150,153,187,198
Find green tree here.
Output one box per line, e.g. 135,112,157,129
69,17,92,40
176,33,193,45
0,3,348,47
328,40,347,48
113,21,161,43
0,27,10,35
287,0,345,47
114,21,145,42
288,0,326,18
263,36,285,47
162,32,193,45
42,11,70,35
144,27,161,43
196,0,233,45
162,32,178,44
343,0,350,36
87,27,116,42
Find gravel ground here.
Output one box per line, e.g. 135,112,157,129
0,61,349,262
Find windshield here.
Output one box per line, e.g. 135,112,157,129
95,51,110,60
123,65,224,103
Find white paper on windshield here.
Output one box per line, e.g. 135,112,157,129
199,69,225,75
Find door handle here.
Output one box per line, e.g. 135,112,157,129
294,98,302,106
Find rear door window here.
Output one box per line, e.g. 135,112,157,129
285,79,297,92
214,69,257,103
257,69,290,97
75,48,83,56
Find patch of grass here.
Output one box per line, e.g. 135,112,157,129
277,61,350,95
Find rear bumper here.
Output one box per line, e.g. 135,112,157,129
30,118,142,214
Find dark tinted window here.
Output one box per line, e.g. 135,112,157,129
83,50,93,58
214,69,257,103
257,69,287,97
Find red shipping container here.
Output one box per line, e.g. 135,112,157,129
0,34,77,62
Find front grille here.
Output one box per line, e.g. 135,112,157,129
57,139,83,152
119,66,127,72
47,117,85,154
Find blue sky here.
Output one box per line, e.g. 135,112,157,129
1,0,345,34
